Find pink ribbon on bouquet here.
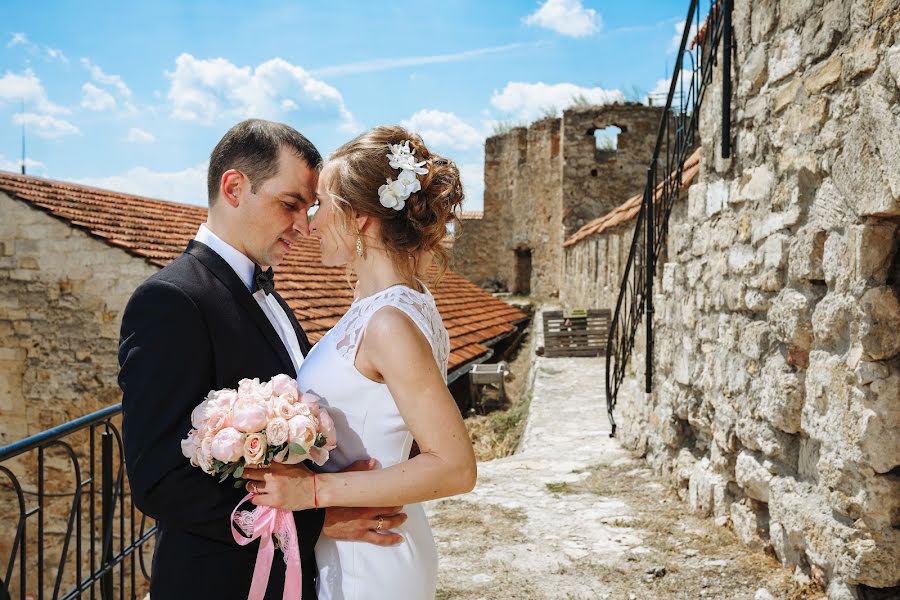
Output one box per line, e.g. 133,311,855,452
230,493,303,600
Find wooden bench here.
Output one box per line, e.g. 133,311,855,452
542,309,611,357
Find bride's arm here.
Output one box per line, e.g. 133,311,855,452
246,306,477,510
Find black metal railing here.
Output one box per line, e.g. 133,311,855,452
605,0,732,435
0,404,155,599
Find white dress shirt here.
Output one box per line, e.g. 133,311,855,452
194,224,304,376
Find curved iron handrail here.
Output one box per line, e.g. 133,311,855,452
0,403,157,600
606,0,732,435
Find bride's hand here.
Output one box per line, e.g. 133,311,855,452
243,462,317,511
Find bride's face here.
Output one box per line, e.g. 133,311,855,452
310,163,356,266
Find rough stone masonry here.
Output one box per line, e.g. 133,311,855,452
561,1,900,598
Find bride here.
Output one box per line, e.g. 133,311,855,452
243,125,477,600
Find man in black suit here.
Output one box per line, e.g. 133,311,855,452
118,120,406,599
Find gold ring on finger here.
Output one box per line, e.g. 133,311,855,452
376,517,384,531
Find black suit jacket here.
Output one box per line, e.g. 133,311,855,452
118,240,324,600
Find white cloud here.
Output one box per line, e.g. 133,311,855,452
0,70,69,114
81,58,132,99
0,154,46,174
166,54,358,132
524,0,601,38
127,127,155,144
81,82,117,111
75,162,209,206
13,112,80,138
668,19,699,54
7,33,28,48
312,43,528,78
45,47,69,64
401,109,485,152
490,82,624,122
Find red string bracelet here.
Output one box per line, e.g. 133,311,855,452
313,473,319,509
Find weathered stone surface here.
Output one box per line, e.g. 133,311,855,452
804,54,844,94
812,293,859,353
768,288,815,350
859,287,900,360
769,30,802,84
754,353,805,434
735,451,778,502
731,500,772,552
788,226,827,283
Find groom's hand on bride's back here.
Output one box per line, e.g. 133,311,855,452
322,458,407,546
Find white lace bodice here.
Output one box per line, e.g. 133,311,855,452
331,284,449,379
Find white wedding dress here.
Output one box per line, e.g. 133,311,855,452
295,284,449,600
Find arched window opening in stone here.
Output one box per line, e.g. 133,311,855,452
514,246,532,296
592,125,623,163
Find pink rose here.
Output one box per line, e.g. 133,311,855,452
243,432,267,465
287,415,316,448
272,397,300,420
271,374,299,402
210,389,238,411
197,434,214,472
317,408,338,451
191,401,209,429
237,378,267,401
206,405,232,433
265,417,290,446
300,392,321,419
210,427,245,463
232,398,268,433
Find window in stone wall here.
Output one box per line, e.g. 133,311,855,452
592,126,622,164
514,246,532,295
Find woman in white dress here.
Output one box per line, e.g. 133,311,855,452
243,126,476,600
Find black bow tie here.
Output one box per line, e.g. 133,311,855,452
252,264,275,295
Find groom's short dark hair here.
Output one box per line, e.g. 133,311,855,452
207,119,322,205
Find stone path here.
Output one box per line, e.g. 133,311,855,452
425,308,814,600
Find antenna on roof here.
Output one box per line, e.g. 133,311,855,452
20,98,26,175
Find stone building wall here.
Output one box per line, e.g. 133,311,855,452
560,223,632,310
561,2,900,597
0,191,158,596
451,104,661,298
561,105,665,235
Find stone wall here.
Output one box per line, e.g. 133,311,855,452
0,192,157,596
561,2,900,597
452,104,662,298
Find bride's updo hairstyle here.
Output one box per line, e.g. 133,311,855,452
326,125,464,284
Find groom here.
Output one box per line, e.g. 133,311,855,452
119,119,405,600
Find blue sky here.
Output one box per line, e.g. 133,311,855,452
1,0,690,211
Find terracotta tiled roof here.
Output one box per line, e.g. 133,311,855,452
458,211,483,220
691,1,720,50
0,171,527,372
563,149,701,248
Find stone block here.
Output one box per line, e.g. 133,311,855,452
739,42,769,96
861,372,900,474
859,287,900,360
854,222,898,283
769,30,802,84
734,165,775,205
768,287,815,350
735,416,798,466
745,290,772,313
803,54,844,94
728,245,757,274
753,351,804,434
751,206,802,245
812,292,858,353
773,79,803,114
822,231,853,292
832,113,899,218
706,180,729,217
739,320,771,361
788,226,826,283
844,28,881,81
800,1,849,65
749,0,776,43
735,451,778,502
688,459,731,518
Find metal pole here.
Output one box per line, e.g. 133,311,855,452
645,164,655,394
722,0,733,159
100,432,113,600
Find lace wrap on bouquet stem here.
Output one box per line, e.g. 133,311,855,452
230,493,303,600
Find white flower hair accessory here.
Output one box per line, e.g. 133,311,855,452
378,141,428,211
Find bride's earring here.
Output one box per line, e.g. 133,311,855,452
356,235,364,257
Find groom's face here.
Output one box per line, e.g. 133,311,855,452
238,147,318,268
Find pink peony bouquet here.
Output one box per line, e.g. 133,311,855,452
180,374,337,486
